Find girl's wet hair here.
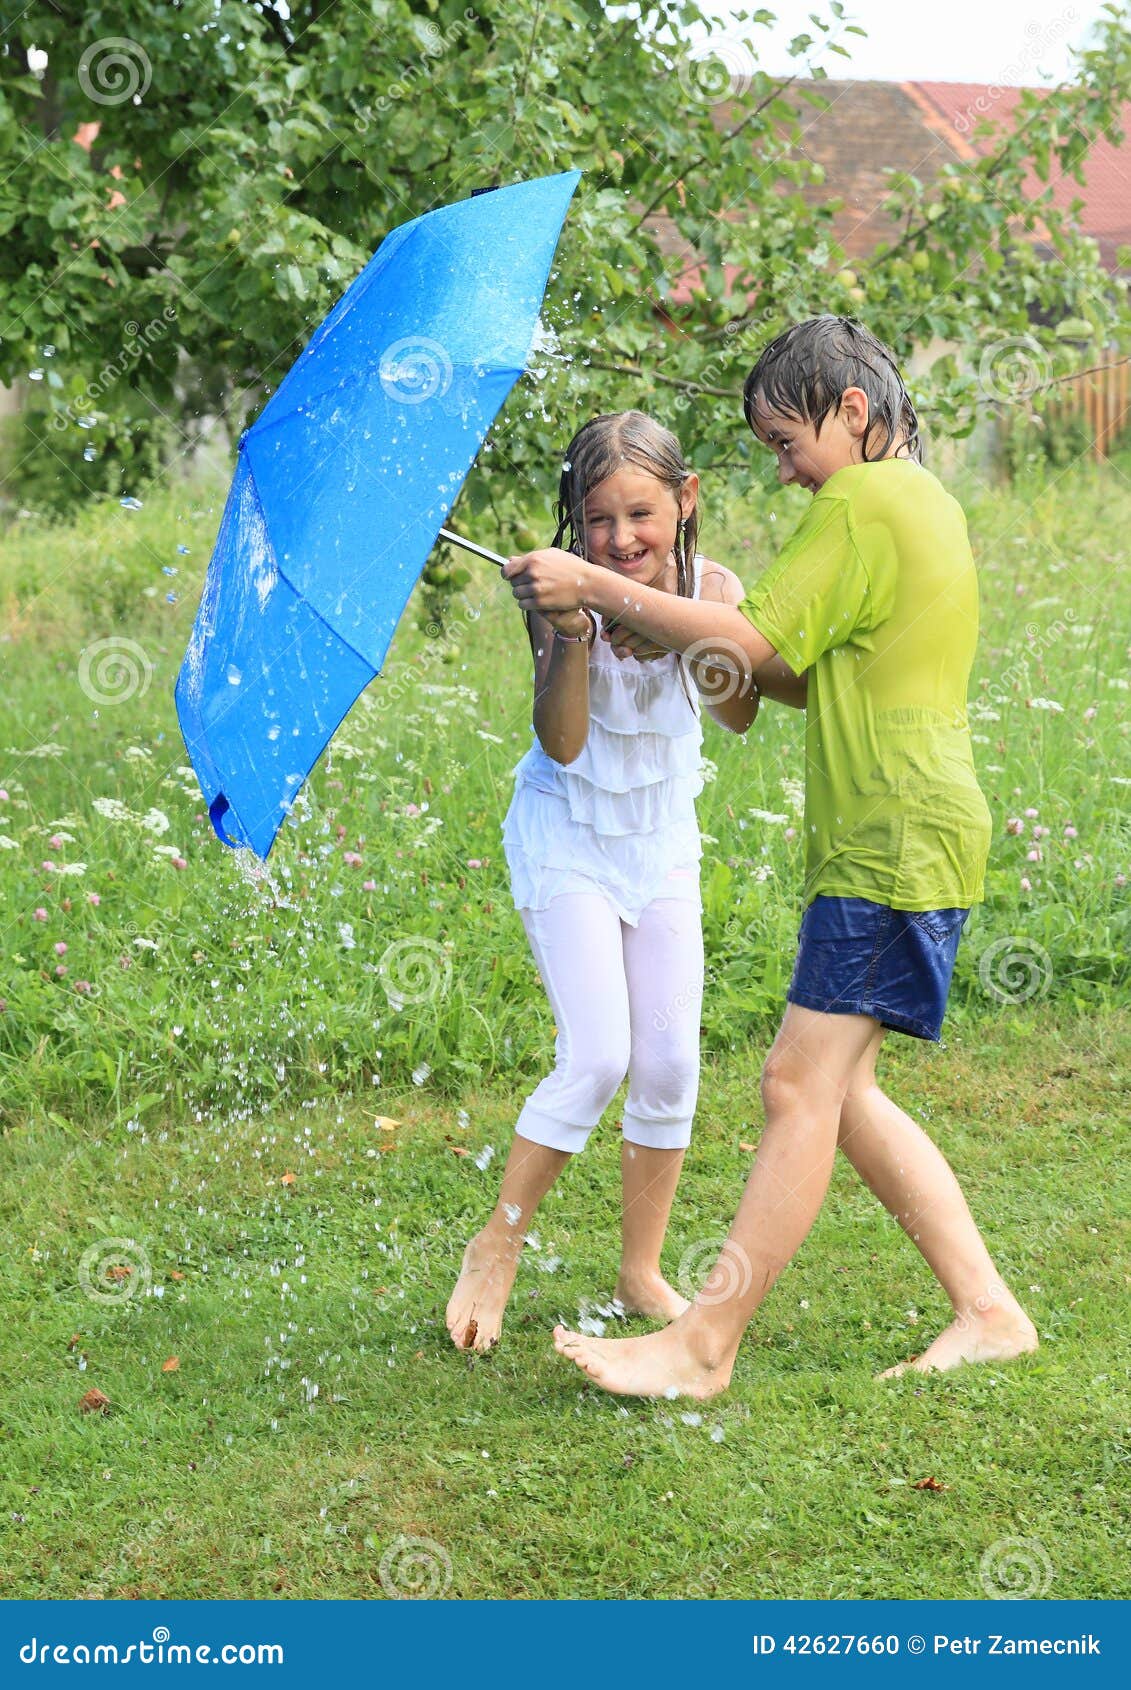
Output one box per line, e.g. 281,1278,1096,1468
743,316,922,463
552,410,699,600
529,410,698,710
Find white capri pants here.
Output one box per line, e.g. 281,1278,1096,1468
515,889,704,1154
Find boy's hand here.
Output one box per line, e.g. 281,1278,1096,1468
504,548,597,614
602,625,669,663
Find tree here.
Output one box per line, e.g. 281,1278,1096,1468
1,0,1129,527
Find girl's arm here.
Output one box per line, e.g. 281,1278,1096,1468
691,560,760,734
526,605,593,765
504,547,779,676
753,654,808,710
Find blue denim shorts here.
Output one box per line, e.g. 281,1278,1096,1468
787,895,970,1042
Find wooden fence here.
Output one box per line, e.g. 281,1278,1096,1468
1053,358,1131,459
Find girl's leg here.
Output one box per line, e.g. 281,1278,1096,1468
616,893,704,1319
554,1004,878,1396
837,1028,1037,1375
446,893,630,1352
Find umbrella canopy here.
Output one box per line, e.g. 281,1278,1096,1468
175,170,580,858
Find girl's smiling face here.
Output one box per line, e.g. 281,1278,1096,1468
582,466,698,589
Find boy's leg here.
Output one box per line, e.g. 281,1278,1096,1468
616,893,703,1320
447,892,630,1352
838,1029,1037,1374
554,1004,878,1397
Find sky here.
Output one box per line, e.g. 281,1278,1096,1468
698,0,1106,85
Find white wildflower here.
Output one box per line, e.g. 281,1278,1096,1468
93,797,131,822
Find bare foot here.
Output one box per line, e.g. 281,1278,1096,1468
878,1302,1038,1379
614,1268,690,1322
553,1311,737,1399
445,1231,522,1353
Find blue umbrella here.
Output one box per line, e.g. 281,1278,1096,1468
175,170,580,858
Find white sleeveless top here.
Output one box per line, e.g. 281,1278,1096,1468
501,554,705,926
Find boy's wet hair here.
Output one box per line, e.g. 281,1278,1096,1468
552,410,698,601
743,316,922,463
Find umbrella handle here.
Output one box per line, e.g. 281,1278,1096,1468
437,526,508,571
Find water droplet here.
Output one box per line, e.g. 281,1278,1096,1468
120,496,143,511
226,664,242,686
83,445,97,462
28,368,44,381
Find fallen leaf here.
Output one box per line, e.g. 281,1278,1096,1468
739,1141,757,1153
169,1270,185,1282
106,1264,132,1282
913,1475,948,1491
280,1171,296,1186
79,1389,110,1414
161,1357,180,1374
449,1145,470,1157
67,1334,81,1352
374,1116,401,1131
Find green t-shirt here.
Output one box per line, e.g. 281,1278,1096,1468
738,458,992,912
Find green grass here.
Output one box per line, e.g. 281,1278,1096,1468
2,1012,1127,1599
0,451,1129,1598
0,456,1127,1122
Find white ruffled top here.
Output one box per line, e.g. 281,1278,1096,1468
502,554,705,925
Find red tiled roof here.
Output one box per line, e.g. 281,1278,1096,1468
910,81,1131,270
658,78,1130,307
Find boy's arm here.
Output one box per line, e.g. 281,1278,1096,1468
692,561,760,734
754,653,808,710
503,548,780,675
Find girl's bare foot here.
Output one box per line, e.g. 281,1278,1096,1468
446,1232,522,1353
613,1268,690,1322
553,1311,738,1399
879,1301,1038,1379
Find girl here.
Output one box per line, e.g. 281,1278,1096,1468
446,411,758,1353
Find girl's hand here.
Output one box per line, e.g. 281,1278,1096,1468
542,607,595,642
504,548,597,614
602,624,669,663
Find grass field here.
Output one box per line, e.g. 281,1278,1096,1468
0,449,1128,1599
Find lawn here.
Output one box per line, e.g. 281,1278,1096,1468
0,448,1128,1599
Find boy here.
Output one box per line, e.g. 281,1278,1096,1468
502,316,1037,1398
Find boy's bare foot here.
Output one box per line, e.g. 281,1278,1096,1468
613,1269,690,1323
878,1302,1038,1379
446,1232,522,1353
553,1312,738,1399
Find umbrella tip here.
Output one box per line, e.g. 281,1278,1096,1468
209,794,241,848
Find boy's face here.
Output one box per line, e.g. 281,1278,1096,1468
749,387,869,493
